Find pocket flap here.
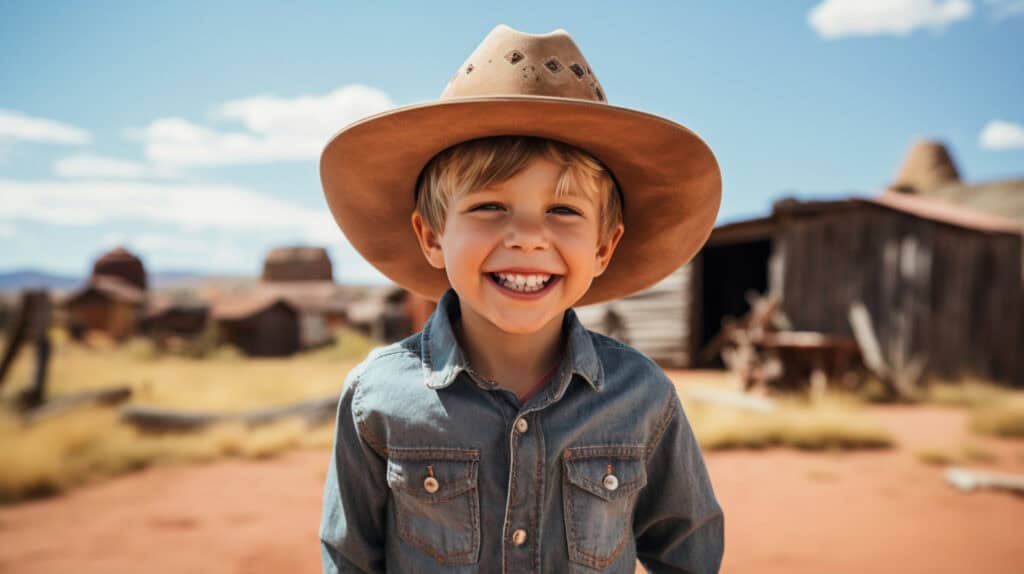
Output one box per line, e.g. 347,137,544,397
386,447,479,502
563,445,648,501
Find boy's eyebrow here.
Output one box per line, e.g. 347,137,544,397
463,185,595,204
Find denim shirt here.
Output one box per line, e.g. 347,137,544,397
320,289,724,573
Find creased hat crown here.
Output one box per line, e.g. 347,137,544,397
441,25,607,103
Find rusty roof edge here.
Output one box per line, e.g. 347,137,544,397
864,190,1024,236
713,193,1023,238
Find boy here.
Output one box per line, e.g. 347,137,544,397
319,25,723,573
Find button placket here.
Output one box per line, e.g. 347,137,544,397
502,406,546,571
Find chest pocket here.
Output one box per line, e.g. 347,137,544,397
562,445,649,570
386,447,481,566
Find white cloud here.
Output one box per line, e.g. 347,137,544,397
808,0,973,38
0,108,92,145
979,120,1024,150
0,178,339,243
98,230,253,271
94,228,387,283
101,231,210,252
0,177,390,281
54,154,149,178
130,84,395,168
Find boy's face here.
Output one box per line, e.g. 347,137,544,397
412,157,624,335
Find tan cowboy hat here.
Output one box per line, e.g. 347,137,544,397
320,24,721,305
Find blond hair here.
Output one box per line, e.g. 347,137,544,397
414,136,623,243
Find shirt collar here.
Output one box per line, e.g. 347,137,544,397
421,288,604,395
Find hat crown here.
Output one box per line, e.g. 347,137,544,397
441,25,607,103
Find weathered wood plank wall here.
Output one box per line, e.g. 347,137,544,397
778,204,1022,384
576,264,693,367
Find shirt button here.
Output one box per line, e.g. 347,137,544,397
514,417,529,434
512,528,528,546
603,474,619,492
423,476,440,494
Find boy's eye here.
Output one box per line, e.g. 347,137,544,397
469,202,504,212
550,205,582,216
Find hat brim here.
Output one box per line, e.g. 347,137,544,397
320,96,721,305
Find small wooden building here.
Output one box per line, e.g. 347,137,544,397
580,192,1024,385
141,297,209,343
344,287,436,343
262,246,348,329
208,245,349,356
262,246,333,283
211,293,301,357
63,247,149,341
575,268,692,366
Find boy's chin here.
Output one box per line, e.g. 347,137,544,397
485,311,564,335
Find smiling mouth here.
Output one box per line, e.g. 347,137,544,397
487,271,560,293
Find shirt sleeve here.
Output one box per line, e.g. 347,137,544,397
319,369,389,573
634,392,725,573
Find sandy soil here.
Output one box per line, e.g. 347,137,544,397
1,396,1023,573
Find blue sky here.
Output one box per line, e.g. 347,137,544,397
1,1,1022,284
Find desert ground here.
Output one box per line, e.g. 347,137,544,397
1,371,1022,574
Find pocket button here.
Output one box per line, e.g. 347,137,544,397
512,528,528,546
423,476,440,494
602,474,619,492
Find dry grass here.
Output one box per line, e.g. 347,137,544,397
683,390,893,452
969,396,1024,439
924,378,1016,409
921,378,1024,439
0,327,372,503
914,443,999,467
1,327,372,412
0,407,336,502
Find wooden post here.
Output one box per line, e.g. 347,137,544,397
0,290,53,408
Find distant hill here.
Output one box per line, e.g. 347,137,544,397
0,269,225,293
0,268,386,297
0,270,81,291
149,271,217,288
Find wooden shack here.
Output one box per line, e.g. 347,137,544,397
579,192,1024,385
262,246,333,282
575,267,692,366
209,245,349,356
263,245,347,330
345,286,434,343
211,293,301,357
63,247,148,341
141,297,209,343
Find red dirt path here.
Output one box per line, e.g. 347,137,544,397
1,401,1022,573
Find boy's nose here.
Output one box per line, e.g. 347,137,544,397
503,215,549,251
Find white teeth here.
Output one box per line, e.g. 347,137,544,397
493,272,554,293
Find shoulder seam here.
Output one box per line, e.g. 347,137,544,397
644,395,678,463
367,346,418,363
349,371,389,458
